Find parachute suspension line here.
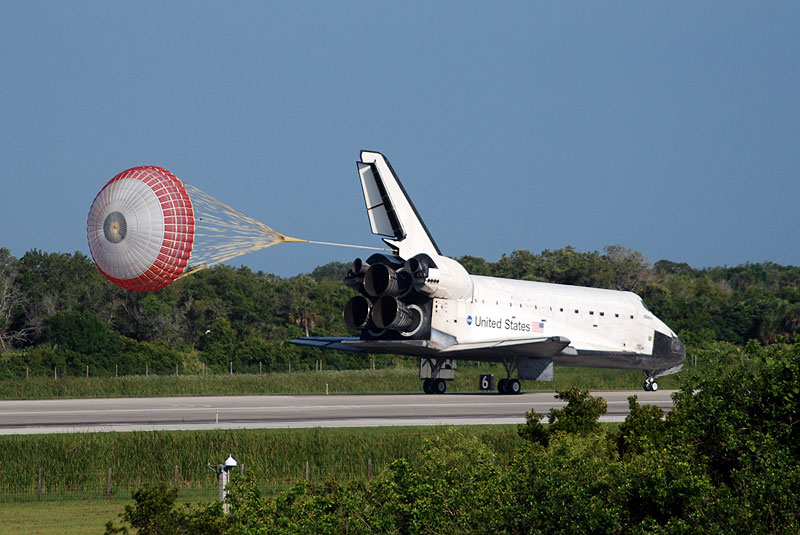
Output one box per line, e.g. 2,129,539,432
177,185,387,280
178,184,304,278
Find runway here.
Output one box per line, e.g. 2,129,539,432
0,390,676,435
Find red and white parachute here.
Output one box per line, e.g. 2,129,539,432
87,166,302,291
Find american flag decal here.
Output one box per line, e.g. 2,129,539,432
532,322,545,333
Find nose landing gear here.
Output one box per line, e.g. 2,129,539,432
643,375,659,392
423,378,448,394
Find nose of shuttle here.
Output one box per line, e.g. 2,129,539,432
671,335,686,364
653,331,686,367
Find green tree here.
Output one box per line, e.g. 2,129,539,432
39,310,125,372
605,244,651,292
507,434,622,535
200,316,237,371
617,446,716,533
616,395,666,456
0,248,28,350
310,261,351,282
547,386,608,436
369,431,506,534
664,341,800,533
104,485,189,535
455,255,495,276
517,407,549,446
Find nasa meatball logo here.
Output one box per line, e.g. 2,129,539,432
467,315,473,326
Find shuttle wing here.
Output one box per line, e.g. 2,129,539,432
290,334,572,360
439,335,572,359
289,336,438,356
289,336,364,352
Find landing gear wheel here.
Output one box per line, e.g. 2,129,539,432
497,378,520,395
423,378,433,394
643,377,658,392
432,378,447,394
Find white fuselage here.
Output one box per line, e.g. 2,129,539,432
431,275,675,356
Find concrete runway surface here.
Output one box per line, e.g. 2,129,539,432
0,390,676,435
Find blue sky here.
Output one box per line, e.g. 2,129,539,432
1,2,799,277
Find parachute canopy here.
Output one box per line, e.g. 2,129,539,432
87,166,301,291
87,166,194,291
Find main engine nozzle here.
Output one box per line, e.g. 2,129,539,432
343,295,372,330
364,263,411,297
371,295,421,332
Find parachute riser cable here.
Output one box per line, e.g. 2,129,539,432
304,240,389,251
176,238,389,280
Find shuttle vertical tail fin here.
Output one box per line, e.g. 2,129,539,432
358,151,441,259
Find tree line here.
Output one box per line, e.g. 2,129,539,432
2,245,800,378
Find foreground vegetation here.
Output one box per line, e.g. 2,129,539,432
99,341,799,534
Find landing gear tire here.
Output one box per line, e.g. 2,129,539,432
497,378,521,395
423,378,433,394
432,378,447,394
643,378,659,392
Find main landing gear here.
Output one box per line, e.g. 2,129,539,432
423,378,447,394
420,358,455,394
643,374,659,392
497,378,521,395
497,358,522,395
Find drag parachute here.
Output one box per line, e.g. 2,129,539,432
87,166,302,291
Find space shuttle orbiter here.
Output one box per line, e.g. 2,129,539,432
291,151,685,394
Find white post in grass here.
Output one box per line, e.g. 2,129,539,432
209,455,237,515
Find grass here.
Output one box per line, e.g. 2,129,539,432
0,364,682,400
0,425,525,504
0,500,126,535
